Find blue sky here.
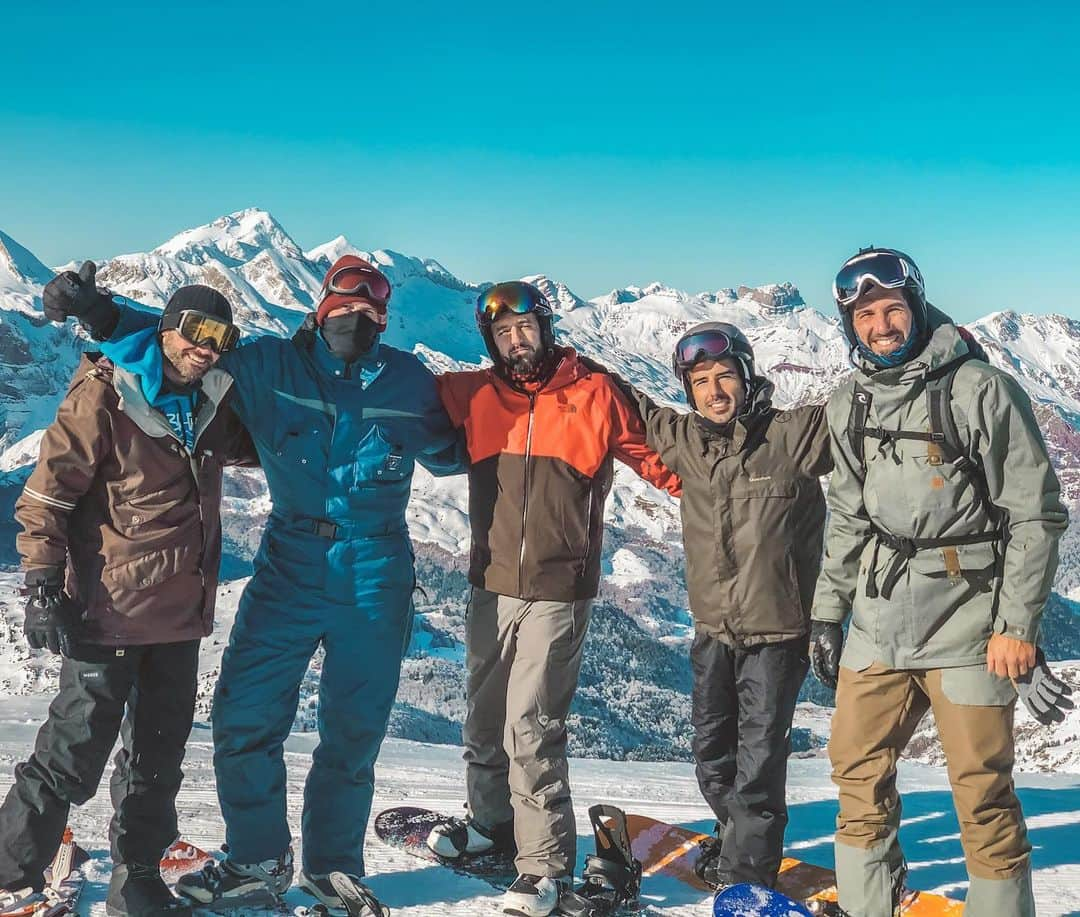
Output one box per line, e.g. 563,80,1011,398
2,1,1079,321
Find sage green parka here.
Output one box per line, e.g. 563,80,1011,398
811,308,1068,671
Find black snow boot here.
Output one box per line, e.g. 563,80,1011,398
693,834,734,891
106,864,192,917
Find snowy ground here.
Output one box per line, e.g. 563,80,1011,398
0,698,1079,915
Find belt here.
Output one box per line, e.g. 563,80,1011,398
270,513,404,540
868,526,1002,600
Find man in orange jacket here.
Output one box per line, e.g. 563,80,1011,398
426,281,680,917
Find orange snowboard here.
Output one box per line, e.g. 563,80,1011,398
624,813,964,914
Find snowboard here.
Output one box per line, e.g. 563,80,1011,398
623,814,965,915
373,806,654,915
0,829,89,917
714,883,813,916
160,839,215,884
372,806,519,892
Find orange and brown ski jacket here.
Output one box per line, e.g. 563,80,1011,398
437,348,681,602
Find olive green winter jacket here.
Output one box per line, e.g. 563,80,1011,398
811,308,1068,670
600,365,832,645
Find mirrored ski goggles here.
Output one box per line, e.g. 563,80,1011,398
476,281,550,324
160,310,240,354
323,263,392,305
673,329,733,370
833,251,923,308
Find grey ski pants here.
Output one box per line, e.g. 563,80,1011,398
462,587,591,878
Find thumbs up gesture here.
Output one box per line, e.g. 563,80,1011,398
43,260,104,323
41,261,120,338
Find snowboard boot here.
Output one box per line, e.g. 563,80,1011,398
175,846,293,910
298,872,388,916
501,874,572,917
693,834,734,891
106,864,192,917
426,814,514,859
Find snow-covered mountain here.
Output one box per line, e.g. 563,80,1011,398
2,209,1079,767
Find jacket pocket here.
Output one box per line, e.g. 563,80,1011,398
940,665,1017,706
103,546,198,592
353,425,410,488
112,474,192,532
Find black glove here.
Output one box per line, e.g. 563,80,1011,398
1016,647,1074,726
22,568,82,657
41,260,119,337
810,620,844,690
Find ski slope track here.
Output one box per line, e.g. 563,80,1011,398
1,211,1079,910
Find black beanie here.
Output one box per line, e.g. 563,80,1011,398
161,285,234,323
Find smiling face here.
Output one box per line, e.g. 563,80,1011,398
850,285,914,356
160,329,220,384
687,356,746,424
491,310,545,374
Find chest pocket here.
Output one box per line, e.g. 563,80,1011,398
272,424,329,470
353,425,410,488
112,472,193,534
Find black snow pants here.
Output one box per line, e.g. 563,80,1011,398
0,640,199,890
690,631,809,887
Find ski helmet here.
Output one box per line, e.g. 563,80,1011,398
672,322,756,407
475,281,555,365
833,247,928,355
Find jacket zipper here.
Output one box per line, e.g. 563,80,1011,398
517,393,537,594
581,486,594,572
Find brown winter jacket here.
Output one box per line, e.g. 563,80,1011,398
15,353,256,646
436,348,682,602
607,370,832,645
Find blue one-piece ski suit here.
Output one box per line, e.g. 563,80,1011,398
111,308,462,875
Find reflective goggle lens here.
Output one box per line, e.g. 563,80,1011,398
170,311,240,354
674,330,733,367
476,281,549,322
834,252,911,306
325,264,391,304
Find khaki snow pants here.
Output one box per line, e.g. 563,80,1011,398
829,663,1034,917
462,587,592,878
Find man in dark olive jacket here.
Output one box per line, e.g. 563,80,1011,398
587,321,831,891
0,276,254,917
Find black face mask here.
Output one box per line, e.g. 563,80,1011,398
320,312,379,363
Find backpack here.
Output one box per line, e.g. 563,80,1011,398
844,329,1003,600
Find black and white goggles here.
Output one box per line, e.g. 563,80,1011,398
833,250,924,308
160,310,240,354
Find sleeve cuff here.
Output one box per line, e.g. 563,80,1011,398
992,615,1039,643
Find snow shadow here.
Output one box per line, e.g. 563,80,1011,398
623,784,1080,907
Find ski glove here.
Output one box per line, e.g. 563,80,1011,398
1015,647,1074,726
42,260,120,338
810,620,843,690
22,567,82,657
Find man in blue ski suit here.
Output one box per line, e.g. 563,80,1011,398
45,255,462,915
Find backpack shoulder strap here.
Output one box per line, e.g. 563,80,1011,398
924,353,1000,522
846,383,872,478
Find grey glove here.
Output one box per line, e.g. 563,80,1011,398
22,567,82,657
810,620,843,690
1015,648,1074,726
41,260,119,337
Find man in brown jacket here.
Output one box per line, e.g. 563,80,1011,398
0,274,253,917
587,321,832,891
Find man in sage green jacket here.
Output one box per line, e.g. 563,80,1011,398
809,247,1069,917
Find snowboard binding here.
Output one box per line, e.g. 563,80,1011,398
559,805,642,916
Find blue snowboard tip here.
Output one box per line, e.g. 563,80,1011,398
713,882,814,917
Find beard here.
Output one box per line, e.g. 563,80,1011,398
504,343,544,377
161,338,213,384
